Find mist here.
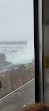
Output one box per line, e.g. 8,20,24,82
0,0,34,41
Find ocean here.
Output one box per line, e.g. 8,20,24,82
0,40,34,69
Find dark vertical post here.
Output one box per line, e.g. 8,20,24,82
34,0,40,102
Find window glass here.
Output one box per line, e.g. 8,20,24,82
0,0,34,110
43,0,49,103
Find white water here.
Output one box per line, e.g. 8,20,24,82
0,40,34,65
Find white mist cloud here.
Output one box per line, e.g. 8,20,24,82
0,0,34,41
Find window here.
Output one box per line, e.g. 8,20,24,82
0,0,34,110
43,0,49,103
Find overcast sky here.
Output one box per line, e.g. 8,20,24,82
0,0,34,41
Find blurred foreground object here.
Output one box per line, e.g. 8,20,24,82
22,104,49,111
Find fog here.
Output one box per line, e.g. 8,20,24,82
0,0,34,41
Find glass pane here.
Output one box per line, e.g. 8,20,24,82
0,0,34,110
44,0,49,103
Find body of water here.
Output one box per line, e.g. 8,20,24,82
0,40,34,69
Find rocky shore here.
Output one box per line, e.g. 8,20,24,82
0,61,34,99
0,53,12,68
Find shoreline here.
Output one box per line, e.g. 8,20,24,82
0,53,34,71
0,61,34,74
0,54,34,73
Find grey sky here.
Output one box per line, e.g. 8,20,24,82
0,0,34,41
